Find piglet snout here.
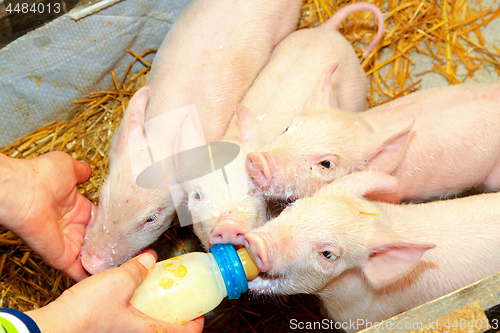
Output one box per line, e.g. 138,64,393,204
80,250,113,275
244,232,271,272
246,152,275,187
208,217,249,246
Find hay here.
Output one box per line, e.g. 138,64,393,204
300,0,500,105
1,0,499,331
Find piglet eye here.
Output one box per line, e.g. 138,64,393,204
320,160,333,169
193,192,201,200
322,251,334,259
146,214,159,223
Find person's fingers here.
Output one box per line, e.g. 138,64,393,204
123,254,204,333
63,261,91,282
181,316,204,333
119,253,156,289
139,248,158,261
73,159,92,184
71,193,94,226
40,151,92,184
136,314,205,333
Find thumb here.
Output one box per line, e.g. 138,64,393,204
181,316,204,333
119,253,157,290
73,159,92,185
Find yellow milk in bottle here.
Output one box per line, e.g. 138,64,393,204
130,244,259,324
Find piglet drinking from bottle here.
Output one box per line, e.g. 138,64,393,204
244,171,500,332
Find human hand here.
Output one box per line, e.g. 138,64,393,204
0,151,94,281
26,253,204,333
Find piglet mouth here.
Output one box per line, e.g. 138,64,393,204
264,184,299,201
248,272,284,292
248,171,296,200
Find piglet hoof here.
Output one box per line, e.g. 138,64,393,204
244,232,271,272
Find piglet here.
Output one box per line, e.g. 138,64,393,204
178,3,385,248
174,106,268,249
80,0,303,274
240,2,385,149
247,80,500,203
244,171,500,332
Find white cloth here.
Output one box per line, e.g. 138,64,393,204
0,0,190,146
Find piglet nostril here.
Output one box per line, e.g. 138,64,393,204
243,232,270,272
246,158,254,169
81,254,105,275
209,233,224,245
246,155,259,175
209,218,249,246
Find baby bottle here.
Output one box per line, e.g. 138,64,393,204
130,243,260,324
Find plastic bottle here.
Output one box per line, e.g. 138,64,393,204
130,243,260,324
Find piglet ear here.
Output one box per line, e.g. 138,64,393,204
173,112,207,168
170,111,212,188
174,113,203,153
236,105,259,151
115,86,149,152
360,232,435,285
303,63,339,112
328,171,400,198
365,121,414,174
